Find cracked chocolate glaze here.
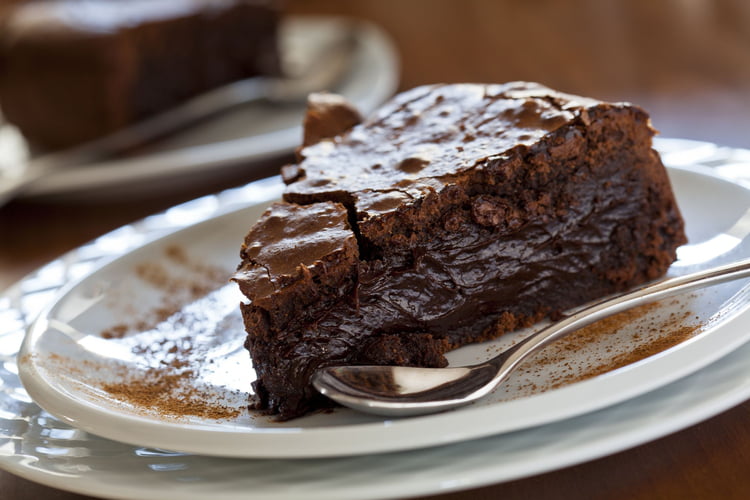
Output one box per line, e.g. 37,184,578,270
235,82,686,419
285,82,597,205
235,201,357,300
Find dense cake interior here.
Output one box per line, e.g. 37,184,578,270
234,82,687,419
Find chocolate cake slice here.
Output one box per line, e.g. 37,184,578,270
234,82,687,419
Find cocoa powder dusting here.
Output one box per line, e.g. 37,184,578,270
577,324,699,380
507,296,702,396
89,245,248,421
100,324,128,340
99,246,228,340
101,367,242,420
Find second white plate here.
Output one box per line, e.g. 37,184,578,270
0,16,398,201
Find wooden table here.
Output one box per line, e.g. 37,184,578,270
3,1,750,498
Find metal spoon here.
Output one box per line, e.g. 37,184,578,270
312,258,750,417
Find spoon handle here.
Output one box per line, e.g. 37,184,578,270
482,258,750,397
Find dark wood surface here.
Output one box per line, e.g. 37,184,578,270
3,1,750,498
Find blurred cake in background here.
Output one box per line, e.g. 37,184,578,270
0,0,280,151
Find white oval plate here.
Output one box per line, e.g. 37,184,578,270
3,139,750,499
16,154,750,458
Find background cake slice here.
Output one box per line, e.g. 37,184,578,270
0,0,280,150
234,82,687,420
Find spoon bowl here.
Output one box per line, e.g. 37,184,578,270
313,258,750,417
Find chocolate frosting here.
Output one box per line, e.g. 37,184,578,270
235,201,356,302
286,82,601,210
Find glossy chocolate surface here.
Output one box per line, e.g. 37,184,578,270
286,82,598,209
235,201,356,301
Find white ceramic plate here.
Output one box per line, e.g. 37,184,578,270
0,16,398,200
15,150,750,459
3,139,750,499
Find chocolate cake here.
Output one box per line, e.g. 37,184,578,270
0,0,279,150
234,82,687,420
